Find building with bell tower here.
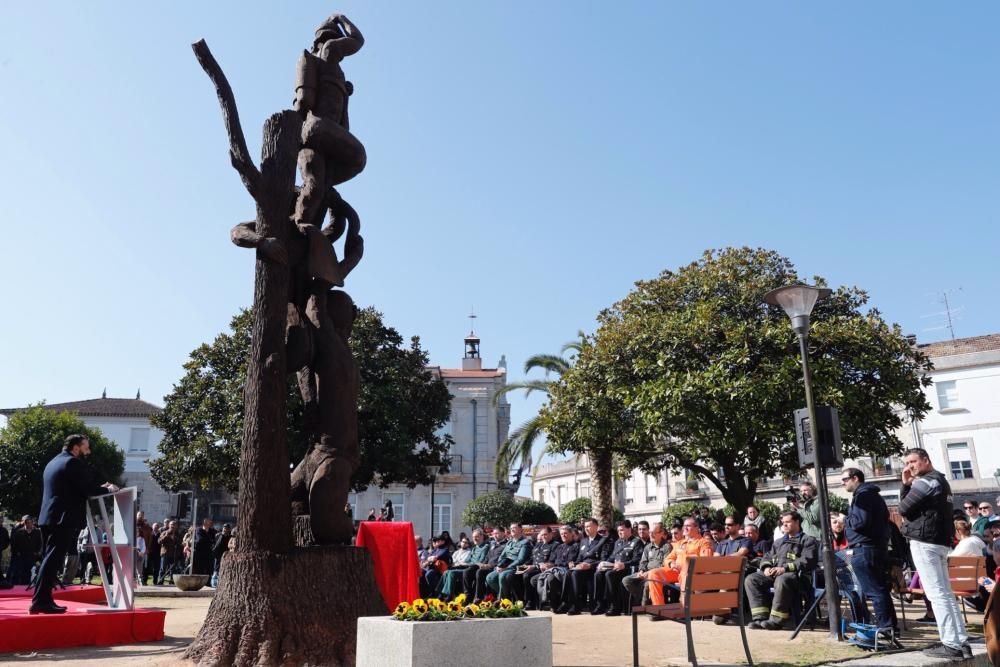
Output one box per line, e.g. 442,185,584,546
347,323,510,540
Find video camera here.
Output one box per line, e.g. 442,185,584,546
784,485,802,505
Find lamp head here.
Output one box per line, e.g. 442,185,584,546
764,284,832,335
425,464,441,479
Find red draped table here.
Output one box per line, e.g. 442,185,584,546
356,521,421,610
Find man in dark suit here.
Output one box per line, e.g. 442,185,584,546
559,517,613,615
32,434,118,614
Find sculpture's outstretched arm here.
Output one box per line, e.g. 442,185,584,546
231,221,288,265
328,15,364,58
192,39,261,199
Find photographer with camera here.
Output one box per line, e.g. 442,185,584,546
786,482,822,540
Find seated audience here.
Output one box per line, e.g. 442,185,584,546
534,525,579,612
485,523,532,600
516,526,556,608
558,517,612,615
419,534,452,597
471,527,508,602
622,522,671,607
745,510,818,631
593,521,642,616
644,517,713,606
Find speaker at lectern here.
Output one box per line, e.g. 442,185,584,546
84,486,137,612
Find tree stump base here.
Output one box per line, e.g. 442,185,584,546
184,546,387,666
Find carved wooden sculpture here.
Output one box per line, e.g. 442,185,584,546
185,14,384,665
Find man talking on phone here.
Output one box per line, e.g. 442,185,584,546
898,448,970,659
32,434,118,614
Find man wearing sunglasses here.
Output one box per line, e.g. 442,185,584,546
842,467,897,638
973,501,999,537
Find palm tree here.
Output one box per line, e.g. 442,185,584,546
493,339,583,492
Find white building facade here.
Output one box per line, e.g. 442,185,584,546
348,332,511,540
0,394,173,521
533,332,1000,521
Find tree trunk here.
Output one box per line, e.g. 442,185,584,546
185,547,387,666
186,41,390,664
589,448,614,528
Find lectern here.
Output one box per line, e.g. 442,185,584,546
84,486,137,611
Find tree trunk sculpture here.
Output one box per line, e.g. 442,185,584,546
184,13,385,666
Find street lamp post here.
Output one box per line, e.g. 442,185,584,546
426,464,441,538
764,284,841,641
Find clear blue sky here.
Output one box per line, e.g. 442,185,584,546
2,3,998,492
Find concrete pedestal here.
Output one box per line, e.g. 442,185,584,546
356,615,552,667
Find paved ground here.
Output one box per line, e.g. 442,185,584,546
0,596,983,666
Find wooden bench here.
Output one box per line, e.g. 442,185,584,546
631,555,753,667
900,555,985,628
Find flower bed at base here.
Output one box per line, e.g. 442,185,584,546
392,593,525,621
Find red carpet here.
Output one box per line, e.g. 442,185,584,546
0,596,166,653
356,521,421,610
0,584,107,604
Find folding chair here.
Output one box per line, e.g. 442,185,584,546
632,556,753,667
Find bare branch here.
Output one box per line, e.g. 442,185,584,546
192,39,262,198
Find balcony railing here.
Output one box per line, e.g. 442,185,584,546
674,481,708,498
853,458,900,481
441,454,463,476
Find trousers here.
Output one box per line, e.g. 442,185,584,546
910,540,968,650
850,545,897,631
745,570,801,621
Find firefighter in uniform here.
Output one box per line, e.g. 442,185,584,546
745,510,819,630
533,525,579,611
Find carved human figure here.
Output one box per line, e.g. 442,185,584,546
289,290,360,544
293,14,367,230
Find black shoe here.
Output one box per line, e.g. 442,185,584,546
961,644,973,659
649,614,666,622
591,604,607,615
915,615,937,624
712,614,729,625
29,602,67,615
566,607,581,616
605,608,621,617
524,602,537,611
747,620,764,630
761,620,784,631
554,603,570,614
922,644,963,659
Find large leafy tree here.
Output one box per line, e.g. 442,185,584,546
0,406,125,519
150,306,453,493
550,247,932,512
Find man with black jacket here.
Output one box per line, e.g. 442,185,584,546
899,448,971,660
593,521,642,616
534,525,579,611
33,434,119,614
559,517,613,615
842,467,897,635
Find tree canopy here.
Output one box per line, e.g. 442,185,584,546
544,247,932,511
516,499,558,525
0,406,125,519
150,306,453,493
558,497,624,525
461,490,520,529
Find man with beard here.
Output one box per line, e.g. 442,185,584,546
32,435,118,614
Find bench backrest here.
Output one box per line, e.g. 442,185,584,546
682,556,746,614
949,555,985,594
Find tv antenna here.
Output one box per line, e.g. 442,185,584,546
920,289,963,341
